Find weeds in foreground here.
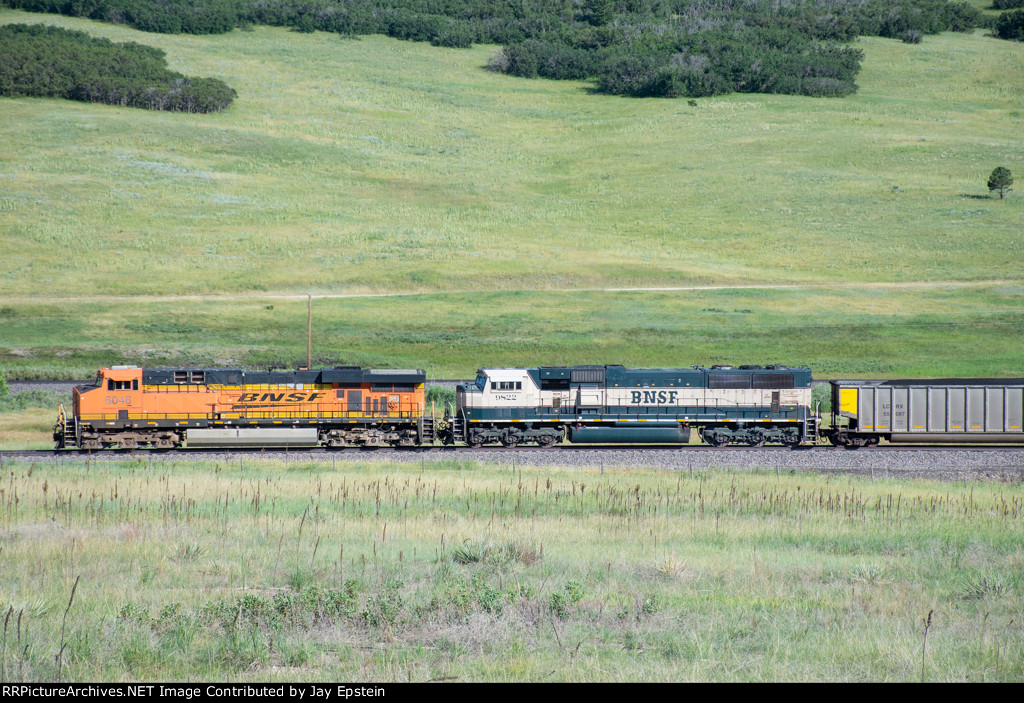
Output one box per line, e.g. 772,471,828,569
0,460,1022,680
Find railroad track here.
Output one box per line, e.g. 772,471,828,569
3,444,1024,459
4,445,1022,482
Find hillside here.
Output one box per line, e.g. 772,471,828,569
0,9,1022,378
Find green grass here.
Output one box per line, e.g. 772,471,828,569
0,407,55,448
1,283,1023,380
0,13,1022,299
0,12,1022,381
966,0,1008,19
0,458,1020,681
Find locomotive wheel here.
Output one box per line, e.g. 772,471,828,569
745,433,765,447
467,435,484,448
500,434,520,448
536,435,557,448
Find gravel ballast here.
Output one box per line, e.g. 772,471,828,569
7,446,1023,483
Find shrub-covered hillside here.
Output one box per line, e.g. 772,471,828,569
0,23,236,111
0,0,987,97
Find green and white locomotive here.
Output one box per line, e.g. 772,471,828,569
454,365,816,447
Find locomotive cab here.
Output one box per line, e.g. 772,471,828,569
76,366,142,419
458,369,540,417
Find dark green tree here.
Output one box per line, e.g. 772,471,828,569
583,0,614,26
995,9,1024,40
987,167,1014,199
0,0,986,99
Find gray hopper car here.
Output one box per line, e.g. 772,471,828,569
827,379,1024,447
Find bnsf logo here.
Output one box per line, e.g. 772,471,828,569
630,391,679,404
236,392,325,403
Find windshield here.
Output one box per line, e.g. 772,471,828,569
475,374,487,391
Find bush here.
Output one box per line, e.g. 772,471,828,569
995,9,1024,40
0,24,236,112
502,43,540,79
943,2,983,32
550,580,585,619
0,0,983,99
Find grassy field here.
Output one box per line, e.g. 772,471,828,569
0,458,1020,681
0,11,1022,379
0,407,53,449
1,12,1022,298
1,13,1021,683
2,283,1024,380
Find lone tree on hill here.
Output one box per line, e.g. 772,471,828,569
988,167,1014,199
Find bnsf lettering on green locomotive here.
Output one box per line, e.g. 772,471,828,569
630,390,679,404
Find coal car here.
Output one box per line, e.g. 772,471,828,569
826,378,1024,447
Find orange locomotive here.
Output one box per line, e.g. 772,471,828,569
55,366,434,449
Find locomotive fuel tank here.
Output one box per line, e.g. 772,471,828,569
567,424,691,444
